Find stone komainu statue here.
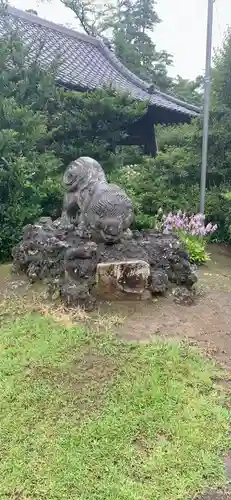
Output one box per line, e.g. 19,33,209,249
62,156,134,243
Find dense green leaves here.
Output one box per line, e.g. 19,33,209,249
212,28,231,109
111,106,231,241
0,92,62,260
171,75,203,106
46,88,146,171
0,34,62,259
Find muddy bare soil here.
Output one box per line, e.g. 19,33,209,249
2,245,231,370
96,244,231,373
195,491,231,500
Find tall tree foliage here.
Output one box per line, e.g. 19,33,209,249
171,75,203,106
46,87,146,171
212,28,231,109
111,0,173,90
61,0,173,91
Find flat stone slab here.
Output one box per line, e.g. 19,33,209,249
95,259,150,299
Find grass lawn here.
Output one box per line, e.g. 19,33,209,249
0,311,230,499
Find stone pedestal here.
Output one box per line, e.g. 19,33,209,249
12,218,197,309
95,259,151,299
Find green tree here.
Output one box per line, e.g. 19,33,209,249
46,87,146,173
111,0,173,90
171,75,203,106
111,119,231,240
61,0,173,91
212,27,231,109
0,32,62,260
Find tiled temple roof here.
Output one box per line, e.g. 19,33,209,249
0,6,201,120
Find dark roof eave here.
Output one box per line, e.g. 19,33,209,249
147,103,200,124
57,81,200,120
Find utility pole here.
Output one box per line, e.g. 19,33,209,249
200,0,214,214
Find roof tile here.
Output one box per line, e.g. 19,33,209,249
0,6,201,118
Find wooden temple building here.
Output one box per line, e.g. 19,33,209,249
0,6,201,156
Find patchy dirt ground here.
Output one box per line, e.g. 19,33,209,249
2,245,231,370
96,244,231,374
195,492,231,500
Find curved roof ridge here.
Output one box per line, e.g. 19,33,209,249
99,41,201,113
2,5,201,117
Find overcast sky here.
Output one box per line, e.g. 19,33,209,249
10,0,231,80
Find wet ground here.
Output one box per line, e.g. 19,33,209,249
95,244,231,374
2,245,231,370
195,492,231,500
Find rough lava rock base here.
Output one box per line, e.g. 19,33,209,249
12,217,197,310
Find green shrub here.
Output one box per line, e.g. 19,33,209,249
180,234,210,265
0,95,62,260
111,159,202,230
0,31,146,260
47,89,146,174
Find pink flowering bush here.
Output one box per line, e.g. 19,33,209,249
156,210,218,264
162,211,217,237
